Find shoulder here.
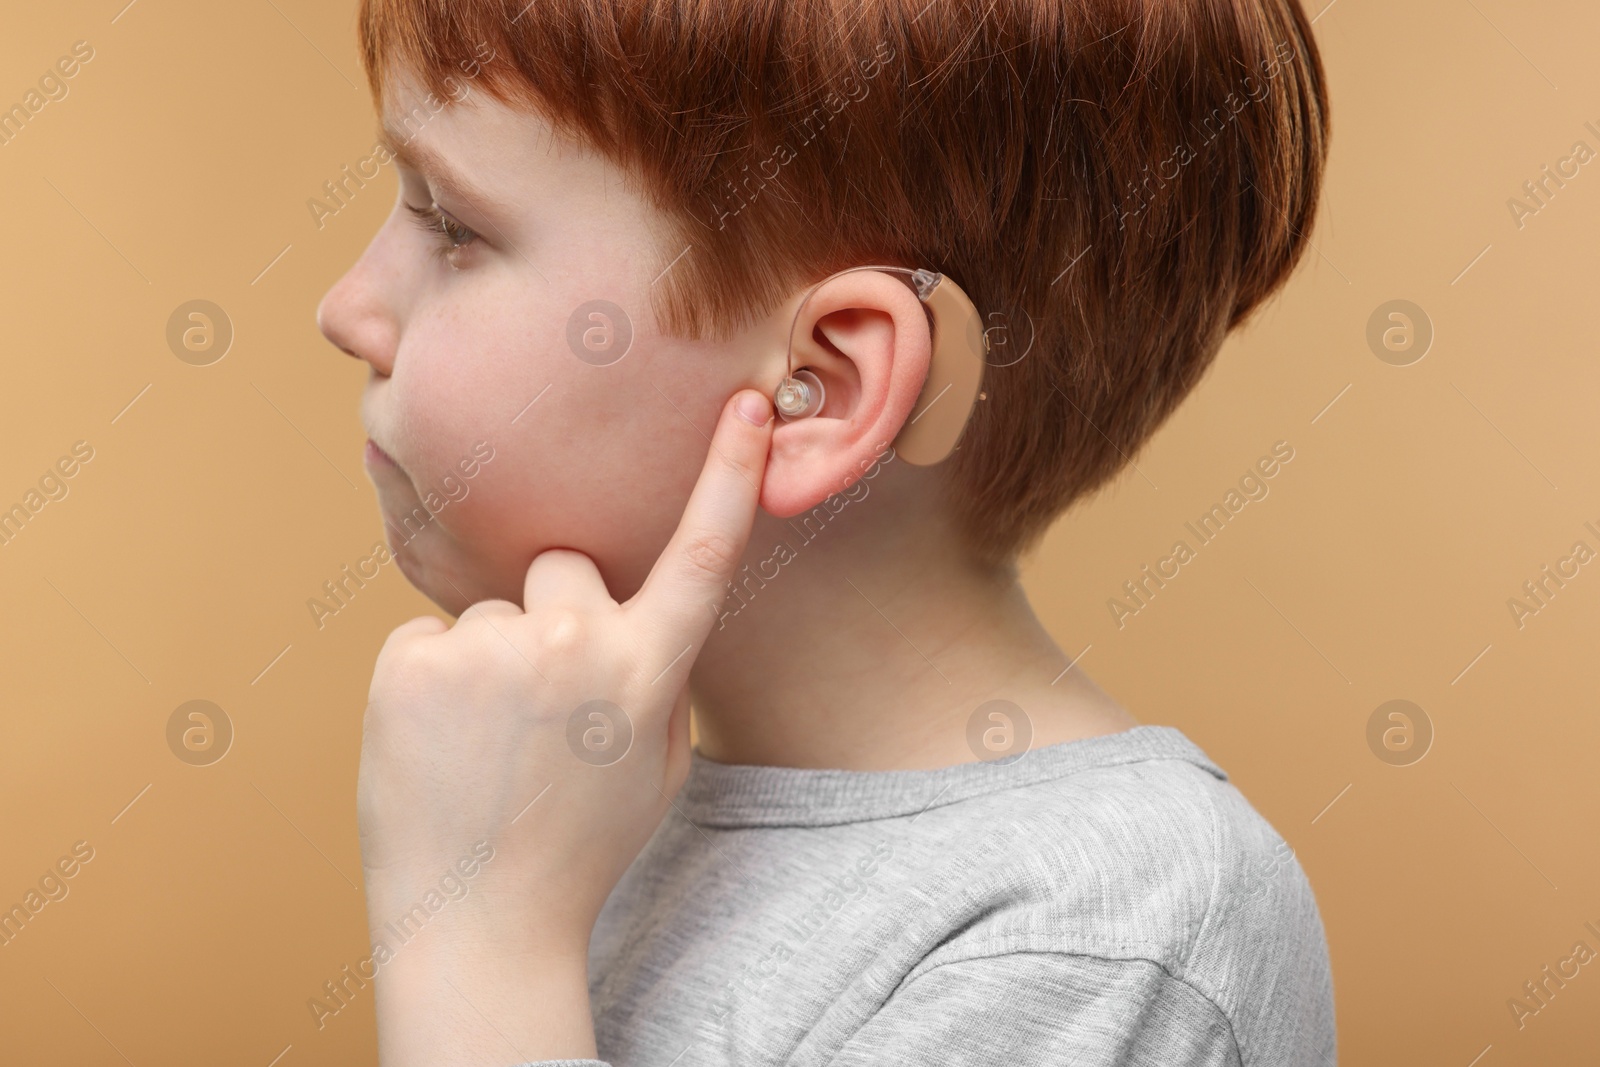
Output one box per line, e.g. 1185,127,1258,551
900,744,1334,1064
906,752,1302,961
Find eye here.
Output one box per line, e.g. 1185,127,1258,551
405,201,479,267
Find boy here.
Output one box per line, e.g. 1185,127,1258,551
317,0,1333,1063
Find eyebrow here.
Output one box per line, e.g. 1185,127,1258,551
377,122,495,211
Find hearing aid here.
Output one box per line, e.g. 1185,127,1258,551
773,265,989,467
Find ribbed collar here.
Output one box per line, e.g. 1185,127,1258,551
675,725,1226,828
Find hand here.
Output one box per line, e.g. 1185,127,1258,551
356,387,774,982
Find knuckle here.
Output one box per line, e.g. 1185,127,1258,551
682,532,739,579
730,451,764,487
371,636,452,699
381,615,443,651
532,605,588,656
459,598,516,623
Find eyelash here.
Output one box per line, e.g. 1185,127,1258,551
405,201,478,265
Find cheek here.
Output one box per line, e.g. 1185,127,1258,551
388,290,546,499
461,349,683,543
525,346,743,592
383,287,734,599
511,379,719,595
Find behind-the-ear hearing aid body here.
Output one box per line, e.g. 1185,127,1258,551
773,265,989,466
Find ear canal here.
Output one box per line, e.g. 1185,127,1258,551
774,368,825,421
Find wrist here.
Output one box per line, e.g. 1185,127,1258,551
371,926,597,1067
364,865,594,963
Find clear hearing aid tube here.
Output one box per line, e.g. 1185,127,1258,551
775,266,927,422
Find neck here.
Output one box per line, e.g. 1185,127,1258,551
690,457,1136,770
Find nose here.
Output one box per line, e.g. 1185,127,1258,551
317,245,400,376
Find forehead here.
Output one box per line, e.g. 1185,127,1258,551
372,60,672,282
378,63,589,198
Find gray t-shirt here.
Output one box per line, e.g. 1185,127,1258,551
519,724,1335,1066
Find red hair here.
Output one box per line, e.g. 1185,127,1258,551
358,0,1330,567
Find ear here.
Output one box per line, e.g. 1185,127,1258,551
759,270,932,519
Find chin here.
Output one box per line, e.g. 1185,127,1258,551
389,545,458,616
389,538,424,586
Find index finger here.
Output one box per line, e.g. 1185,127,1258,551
625,388,774,652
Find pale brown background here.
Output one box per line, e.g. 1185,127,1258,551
2,0,1596,1063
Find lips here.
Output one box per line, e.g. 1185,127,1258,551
364,437,399,469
